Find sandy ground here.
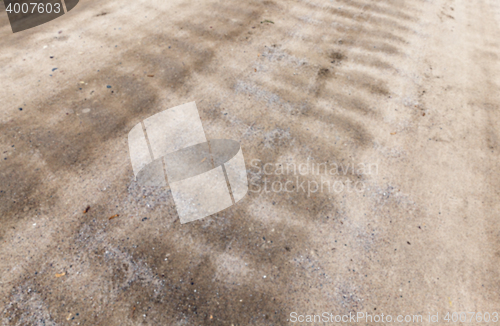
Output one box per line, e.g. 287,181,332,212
1,0,500,324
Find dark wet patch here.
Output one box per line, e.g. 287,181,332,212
0,128,59,234
347,72,391,96
329,51,347,64
8,72,160,174
317,67,330,77
122,35,215,95
353,54,394,70
174,0,277,43
335,0,419,22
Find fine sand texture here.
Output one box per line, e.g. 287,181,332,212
1,0,500,324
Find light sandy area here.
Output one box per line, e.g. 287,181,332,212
1,0,499,324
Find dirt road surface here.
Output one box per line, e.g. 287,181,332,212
1,0,499,324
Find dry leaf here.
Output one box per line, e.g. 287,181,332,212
147,74,154,77
109,214,119,220
55,272,66,278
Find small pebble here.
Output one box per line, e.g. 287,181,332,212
19,108,22,111
107,85,112,88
